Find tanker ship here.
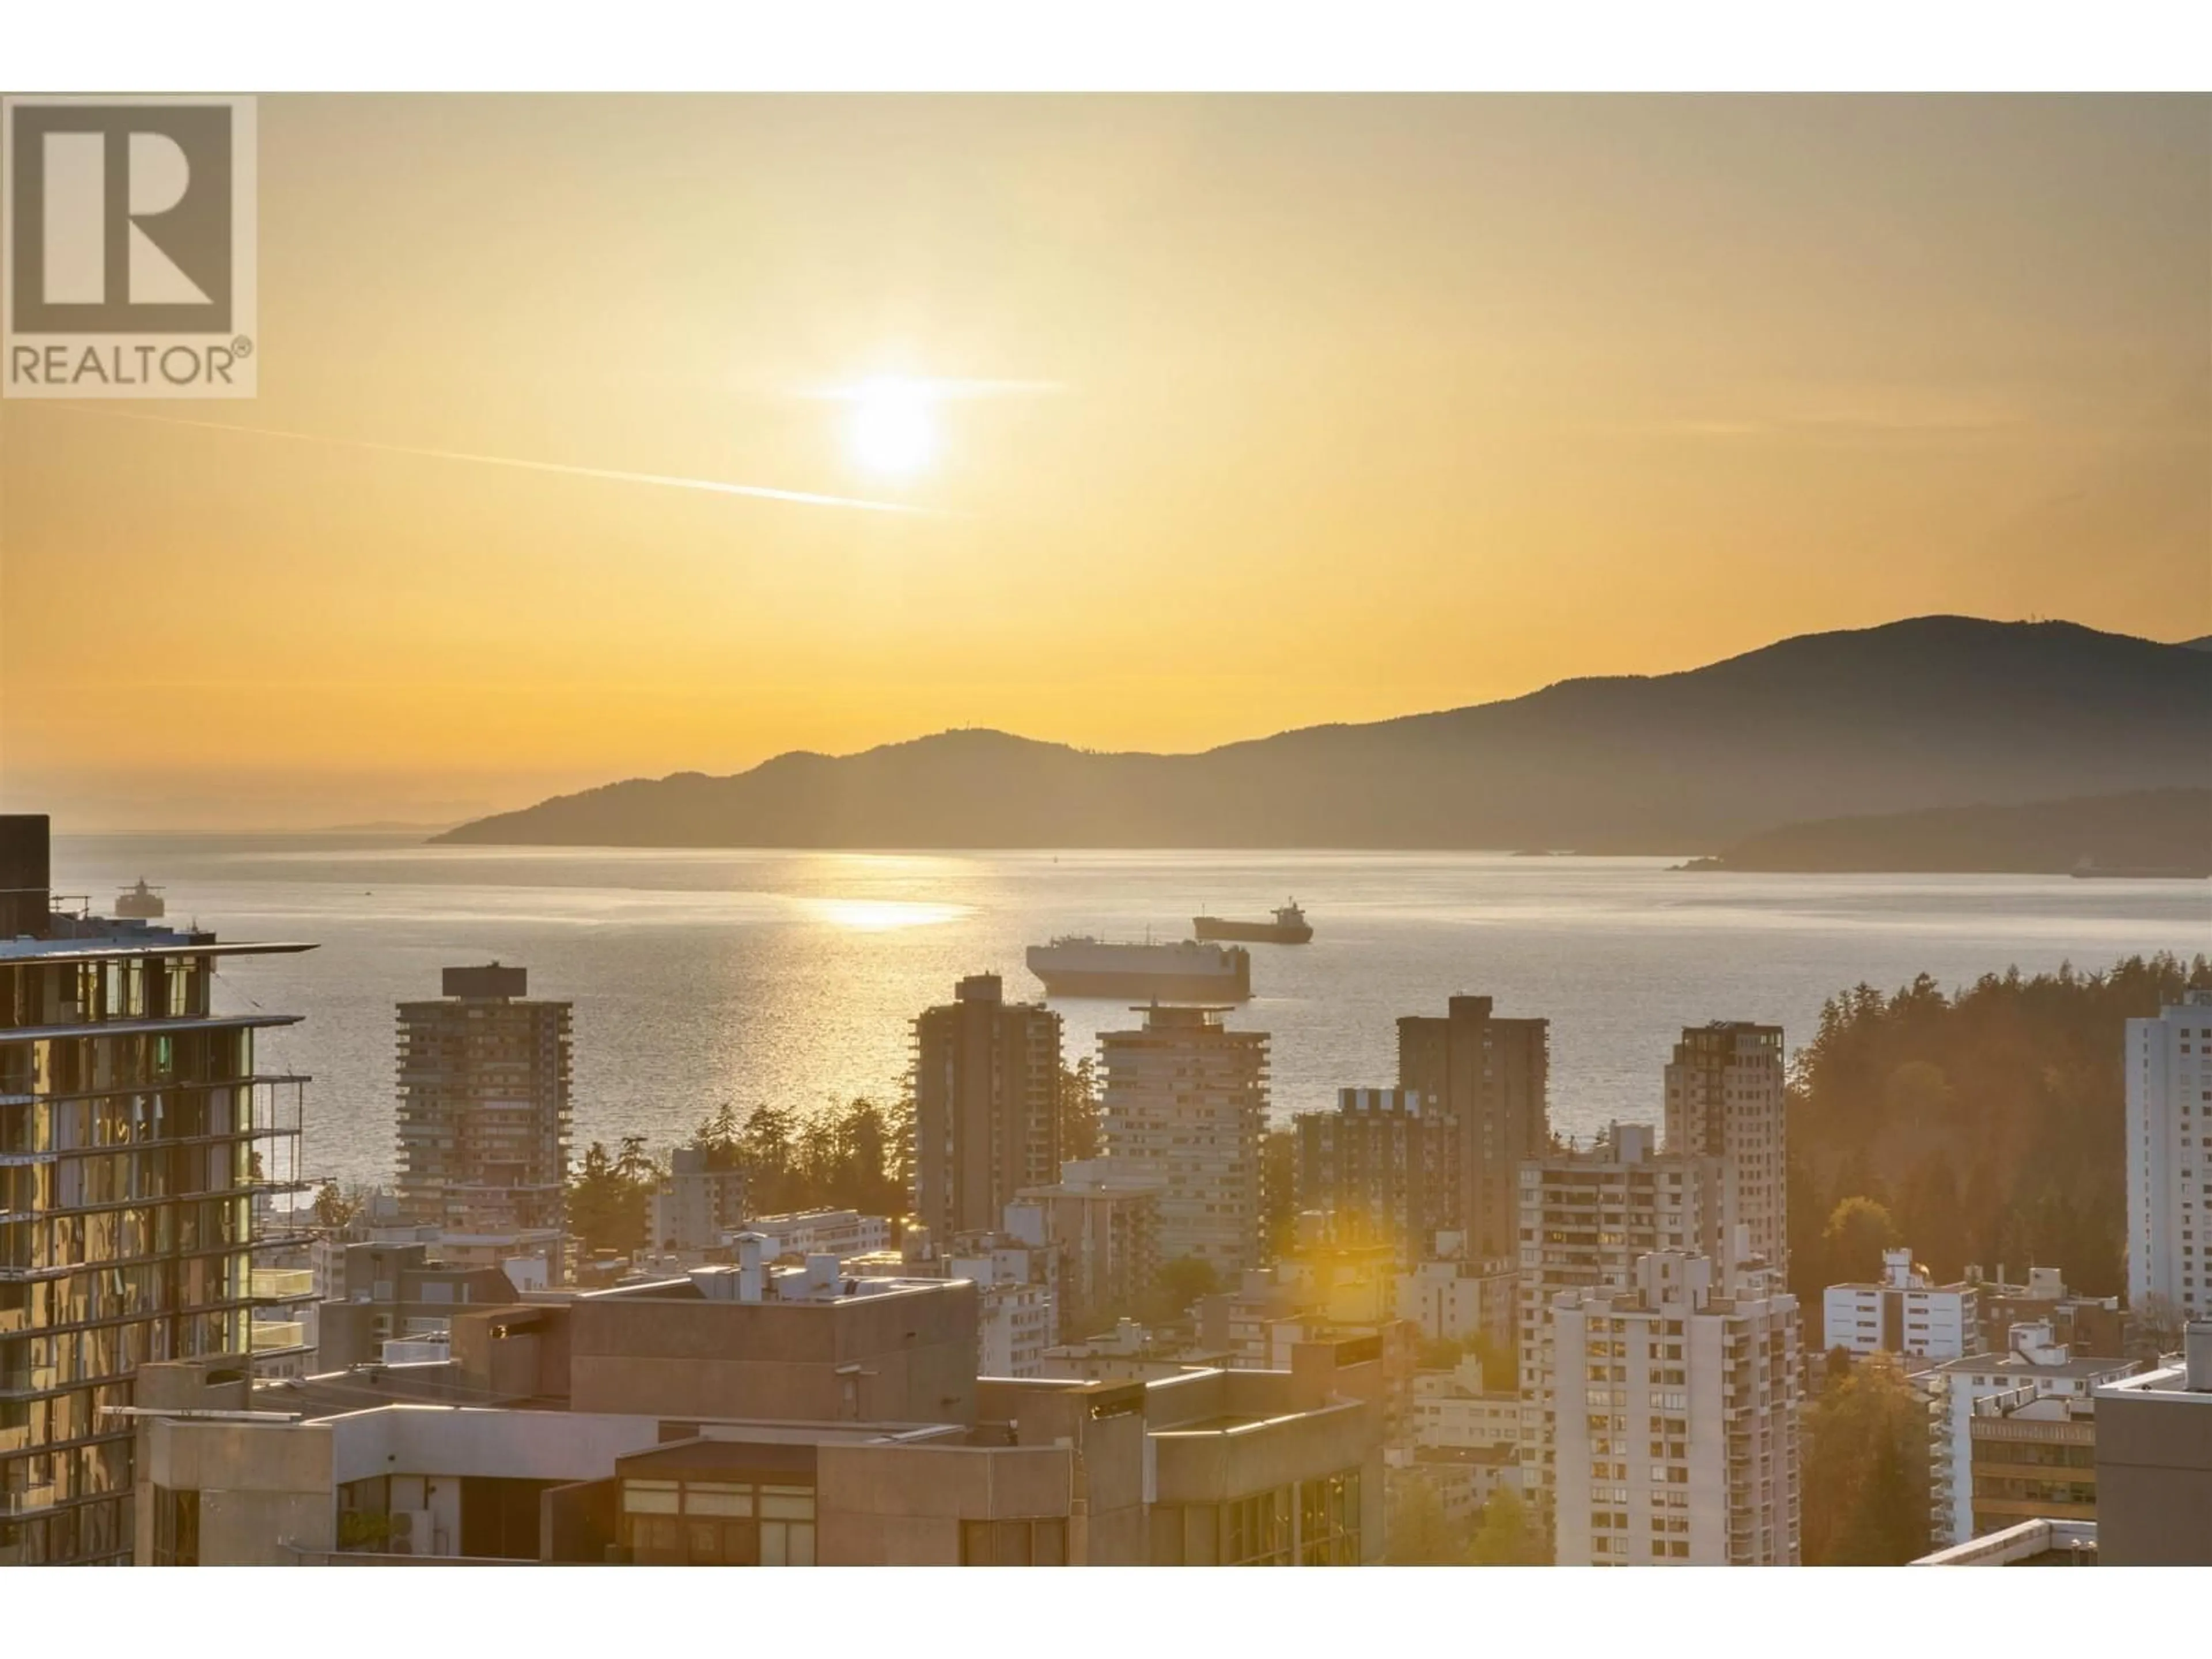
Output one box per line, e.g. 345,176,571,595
1193,899,1312,944
1025,936,1252,1001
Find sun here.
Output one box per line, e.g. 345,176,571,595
845,375,939,478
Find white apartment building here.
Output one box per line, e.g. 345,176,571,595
1552,1251,1801,1566
1823,1247,1980,1361
1396,1247,1518,1352
1517,1123,1725,1502
736,1209,892,1262
1412,1355,1523,1452
1100,1004,1270,1275
2127,989,2212,1322
950,1248,1057,1379
1922,1321,2142,1550
1665,1021,1788,1278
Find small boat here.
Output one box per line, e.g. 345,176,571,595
1192,899,1313,945
114,879,165,919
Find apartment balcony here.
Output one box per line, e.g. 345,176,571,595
0,1362,61,1399
0,1262,74,1284
249,1266,316,1302
0,1483,59,1517
249,1319,308,1354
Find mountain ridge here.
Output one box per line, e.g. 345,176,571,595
434,616,2212,851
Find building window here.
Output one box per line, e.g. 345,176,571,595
1297,1469,1363,1566
618,1478,813,1566
960,1518,1068,1566
1221,1487,1293,1565
150,1485,200,1567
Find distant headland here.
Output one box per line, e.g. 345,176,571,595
433,618,2212,858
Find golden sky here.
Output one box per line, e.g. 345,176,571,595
3,94,2206,830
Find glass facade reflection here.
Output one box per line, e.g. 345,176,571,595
1,932,311,1565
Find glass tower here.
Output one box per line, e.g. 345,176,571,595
0,815,312,1565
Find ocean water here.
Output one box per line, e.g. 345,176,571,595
45,835,2212,1193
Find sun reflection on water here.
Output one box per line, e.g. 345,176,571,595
801,897,969,932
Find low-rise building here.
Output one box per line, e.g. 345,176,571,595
1199,1226,1400,1366
1385,1442,1520,1531
1965,1385,2099,1540
1411,1355,1522,1452
1006,1160,1161,1334
945,1240,1057,1378
1923,1322,2141,1550
1396,1240,1518,1353
1968,1265,2125,1360
1141,1339,1387,1565
122,1278,1391,1567
1823,1247,1979,1362
736,1209,893,1262
650,1147,749,1255
315,1241,523,1372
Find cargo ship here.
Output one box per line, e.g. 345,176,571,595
113,879,166,919
1025,936,1252,1001
1192,899,1312,945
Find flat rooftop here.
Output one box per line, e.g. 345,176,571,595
1932,1351,2135,1381
2096,1361,2212,1404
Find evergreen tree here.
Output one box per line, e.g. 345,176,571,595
1801,1357,1931,1565
1787,952,2210,1306
569,1140,655,1256
1058,1057,1102,1164
1821,1195,1899,1283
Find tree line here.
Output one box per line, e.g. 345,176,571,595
1784,952,2209,1566
566,1062,1108,1259
1786,951,2211,1324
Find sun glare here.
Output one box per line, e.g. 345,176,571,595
804,897,965,932
846,376,939,477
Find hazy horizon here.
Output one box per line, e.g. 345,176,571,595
4,94,2207,830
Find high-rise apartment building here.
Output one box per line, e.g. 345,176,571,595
394,964,571,1268
2126,990,2212,1322
0,814,314,1563
1551,1251,1801,1566
1100,1004,1268,1275
912,974,1062,1249
1516,1123,1724,1504
1294,1086,1458,1266
1397,995,1547,1260
1665,1022,1787,1275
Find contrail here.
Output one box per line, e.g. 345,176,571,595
31,402,948,516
